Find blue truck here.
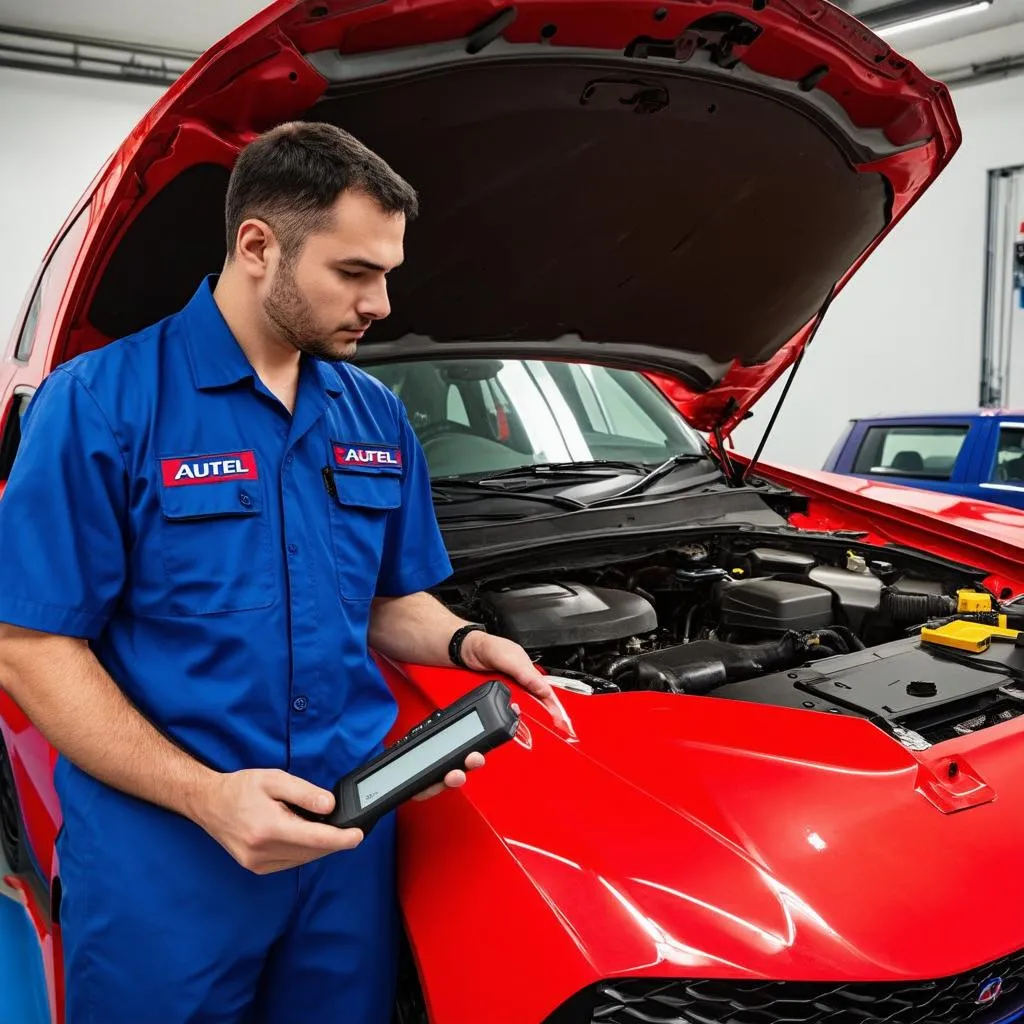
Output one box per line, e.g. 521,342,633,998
823,411,1024,510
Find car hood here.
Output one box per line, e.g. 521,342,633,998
392,665,1024,1021
56,0,959,433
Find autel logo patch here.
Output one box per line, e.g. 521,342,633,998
333,443,402,469
161,451,258,487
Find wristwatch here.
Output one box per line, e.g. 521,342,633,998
449,623,487,668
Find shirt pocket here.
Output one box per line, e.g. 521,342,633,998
159,481,274,615
327,470,401,601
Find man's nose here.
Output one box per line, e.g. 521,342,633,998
357,280,391,322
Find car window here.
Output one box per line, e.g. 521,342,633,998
563,363,667,446
446,385,470,426
852,424,969,480
0,390,35,481
362,357,704,478
992,425,1024,484
13,206,89,363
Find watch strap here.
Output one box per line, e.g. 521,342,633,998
449,623,487,668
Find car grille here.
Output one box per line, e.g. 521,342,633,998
584,948,1024,1024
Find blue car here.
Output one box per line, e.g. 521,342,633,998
823,411,1024,510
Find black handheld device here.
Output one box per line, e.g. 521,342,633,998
321,679,520,832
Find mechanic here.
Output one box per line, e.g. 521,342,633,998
0,122,555,1023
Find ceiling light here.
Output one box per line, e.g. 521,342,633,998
869,0,992,36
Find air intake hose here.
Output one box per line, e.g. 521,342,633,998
879,589,956,629
610,634,802,695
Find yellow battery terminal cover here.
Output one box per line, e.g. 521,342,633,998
957,590,994,613
920,619,1019,654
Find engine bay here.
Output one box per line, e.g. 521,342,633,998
438,536,1024,750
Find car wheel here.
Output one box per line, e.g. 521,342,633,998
0,734,29,875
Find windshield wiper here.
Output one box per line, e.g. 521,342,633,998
431,478,586,510
478,459,645,481
584,453,716,507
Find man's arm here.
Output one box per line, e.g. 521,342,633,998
368,592,555,709
368,592,566,799
0,625,364,873
0,626,214,817
370,405,558,715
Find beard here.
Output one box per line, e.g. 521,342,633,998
263,259,368,362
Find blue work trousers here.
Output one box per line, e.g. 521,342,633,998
55,765,398,1024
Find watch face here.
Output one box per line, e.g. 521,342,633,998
356,709,486,809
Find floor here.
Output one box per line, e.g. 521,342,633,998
0,848,52,1023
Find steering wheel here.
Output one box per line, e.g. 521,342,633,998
416,420,481,444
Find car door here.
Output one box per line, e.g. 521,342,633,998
977,419,1024,510
840,416,978,498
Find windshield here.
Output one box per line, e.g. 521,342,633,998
362,358,705,478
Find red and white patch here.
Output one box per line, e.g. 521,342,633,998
332,443,402,470
161,450,258,487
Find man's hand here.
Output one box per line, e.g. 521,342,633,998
458,630,568,727
410,750,487,802
190,768,364,875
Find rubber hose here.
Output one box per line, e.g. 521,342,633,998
623,634,801,695
602,651,646,680
880,589,956,628
603,650,685,692
542,666,620,693
812,629,853,655
830,624,866,651
802,644,843,661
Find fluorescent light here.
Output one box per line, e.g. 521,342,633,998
875,0,991,35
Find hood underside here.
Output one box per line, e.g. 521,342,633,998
306,41,890,386
60,0,960,431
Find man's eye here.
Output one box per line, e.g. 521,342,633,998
339,269,363,280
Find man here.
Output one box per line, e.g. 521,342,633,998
0,122,553,1022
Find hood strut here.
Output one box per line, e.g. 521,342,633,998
740,283,837,485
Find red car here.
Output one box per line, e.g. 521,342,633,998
5,1,1024,1022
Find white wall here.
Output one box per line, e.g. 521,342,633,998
732,72,1024,469
0,68,163,350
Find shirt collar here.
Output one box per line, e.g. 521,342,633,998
182,276,256,391
182,275,342,398
313,358,344,397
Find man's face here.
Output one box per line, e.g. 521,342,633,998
262,189,405,362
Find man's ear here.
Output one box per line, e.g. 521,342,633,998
234,218,278,279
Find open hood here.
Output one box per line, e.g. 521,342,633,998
53,0,959,432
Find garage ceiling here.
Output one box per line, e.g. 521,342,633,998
0,0,1021,83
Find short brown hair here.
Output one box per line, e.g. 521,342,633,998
224,121,418,259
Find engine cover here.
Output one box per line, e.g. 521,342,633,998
718,578,833,634
479,582,657,649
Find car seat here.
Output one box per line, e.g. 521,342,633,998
890,450,924,473
999,455,1024,483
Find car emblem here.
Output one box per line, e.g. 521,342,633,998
978,977,1003,1005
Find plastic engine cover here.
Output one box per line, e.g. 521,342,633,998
718,578,833,634
479,582,657,648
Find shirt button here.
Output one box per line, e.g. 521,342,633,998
286,454,295,465
292,696,308,712
239,492,252,507
287,543,298,554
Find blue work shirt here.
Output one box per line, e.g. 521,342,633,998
0,277,452,793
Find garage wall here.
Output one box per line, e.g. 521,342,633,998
0,68,162,351
731,71,1024,470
